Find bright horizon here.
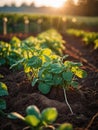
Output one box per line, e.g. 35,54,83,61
0,0,78,8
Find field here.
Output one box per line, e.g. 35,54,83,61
1,14,98,34
0,14,98,130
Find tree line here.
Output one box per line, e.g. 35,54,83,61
1,0,98,16
63,0,98,16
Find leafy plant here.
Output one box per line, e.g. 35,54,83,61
8,105,73,130
32,55,87,114
10,46,58,79
0,82,8,111
67,29,98,50
0,40,22,67
37,29,65,56
0,41,10,66
10,36,21,50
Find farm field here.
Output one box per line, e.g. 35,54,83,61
0,14,98,130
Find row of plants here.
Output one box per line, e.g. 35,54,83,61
0,29,65,68
1,13,98,34
9,29,87,114
0,29,87,130
66,29,98,50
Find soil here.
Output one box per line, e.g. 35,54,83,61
0,32,98,130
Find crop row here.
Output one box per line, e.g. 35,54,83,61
1,13,98,34
67,29,98,50
0,29,87,130
0,29,65,67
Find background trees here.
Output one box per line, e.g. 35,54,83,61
63,0,98,16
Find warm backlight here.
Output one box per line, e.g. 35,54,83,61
0,0,79,7
34,0,66,8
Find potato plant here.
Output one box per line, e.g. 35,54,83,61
37,29,65,56
9,30,87,114
32,55,87,114
8,105,73,130
0,29,65,69
67,29,98,50
0,82,8,116
0,41,10,66
0,39,22,67
10,45,58,80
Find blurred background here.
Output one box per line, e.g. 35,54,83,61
0,0,98,36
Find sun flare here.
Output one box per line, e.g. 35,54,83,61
0,0,79,8
34,0,66,8
46,0,64,8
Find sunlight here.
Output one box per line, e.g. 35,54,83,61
0,0,79,7
74,0,78,4
34,0,66,8
34,0,79,8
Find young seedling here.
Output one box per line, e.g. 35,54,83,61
8,105,73,130
8,105,57,130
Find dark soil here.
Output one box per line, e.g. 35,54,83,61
0,33,98,130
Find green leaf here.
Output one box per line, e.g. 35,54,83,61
26,105,41,119
71,81,79,88
32,78,38,87
27,56,42,69
38,82,51,94
8,112,25,120
25,115,40,127
72,67,87,78
53,75,62,85
42,73,53,86
64,61,82,68
43,62,51,67
62,71,73,81
71,62,82,67
43,55,51,62
39,72,52,81
0,99,6,110
10,58,25,69
45,73,52,80
0,82,8,96
41,108,58,124
57,123,73,130
50,63,63,74
44,79,54,86
64,61,72,68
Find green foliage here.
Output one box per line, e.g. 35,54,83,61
32,56,87,94
1,14,98,34
31,56,87,114
66,29,85,37
37,29,65,55
57,123,73,130
8,105,57,129
10,36,21,49
0,82,8,110
0,29,87,114
8,105,72,130
67,29,98,50
0,39,22,67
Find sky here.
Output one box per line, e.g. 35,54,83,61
0,0,78,8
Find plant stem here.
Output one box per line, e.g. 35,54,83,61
63,86,73,114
